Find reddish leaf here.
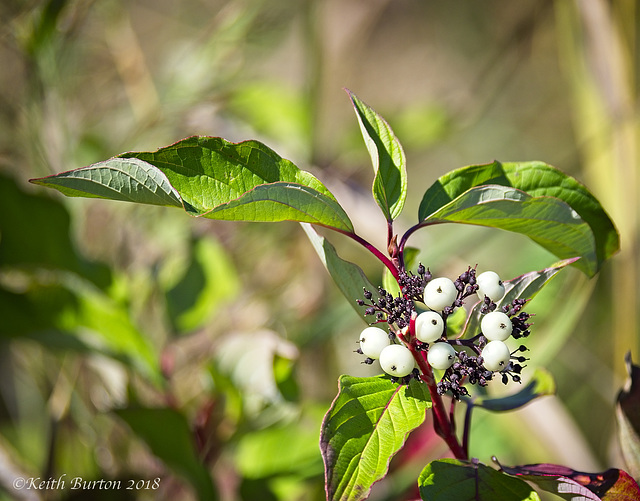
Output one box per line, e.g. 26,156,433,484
616,352,640,480
495,459,640,501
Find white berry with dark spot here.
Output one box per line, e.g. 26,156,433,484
476,271,506,302
481,311,513,341
481,340,511,372
424,277,457,311
359,326,390,359
379,344,415,377
415,311,444,343
427,342,456,370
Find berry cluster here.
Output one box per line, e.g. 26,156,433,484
356,266,534,398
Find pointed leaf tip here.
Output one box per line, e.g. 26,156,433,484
347,91,407,222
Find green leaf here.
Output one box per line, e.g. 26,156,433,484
348,90,407,221
616,353,640,481
30,157,184,207
461,258,578,339
320,375,431,501
235,409,323,479
0,173,110,287
470,368,556,412
418,161,618,274
301,224,379,320
30,136,353,232
115,407,218,501
423,185,597,276
166,237,239,333
418,459,540,501
73,284,162,384
496,461,640,501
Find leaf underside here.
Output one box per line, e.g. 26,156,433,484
320,375,431,501
423,185,597,276
418,161,618,275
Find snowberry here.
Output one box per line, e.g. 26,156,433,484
481,311,513,341
359,326,390,359
379,344,415,377
476,271,506,302
415,311,444,343
424,277,457,311
481,340,511,372
427,342,456,370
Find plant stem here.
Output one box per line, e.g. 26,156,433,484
332,228,400,281
400,330,467,460
398,220,444,258
462,403,474,457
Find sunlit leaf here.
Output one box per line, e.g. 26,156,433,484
418,161,618,274
30,137,353,232
418,458,540,501
348,90,407,221
116,407,218,501
496,460,640,501
320,375,431,501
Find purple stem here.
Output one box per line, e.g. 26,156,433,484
331,228,400,281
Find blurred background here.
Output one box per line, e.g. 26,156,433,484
0,0,638,500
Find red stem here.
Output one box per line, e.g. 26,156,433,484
327,224,467,459
400,329,467,460
331,228,400,281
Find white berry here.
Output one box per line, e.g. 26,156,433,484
427,342,456,370
415,311,445,343
481,340,511,372
476,271,506,302
359,326,390,359
424,277,457,311
379,344,415,377
481,311,513,341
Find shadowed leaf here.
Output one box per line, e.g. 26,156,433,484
461,258,578,340
302,224,379,320
418,458,540,500
616,353,640,481
116,407,218,501
470,368,556,412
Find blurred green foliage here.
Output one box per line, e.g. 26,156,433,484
0,1,637,500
